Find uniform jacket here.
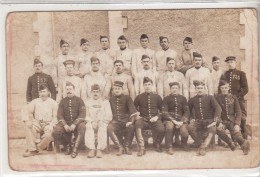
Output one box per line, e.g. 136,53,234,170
215,94,242,125
162,94,190,123
26,72,56,102
220,69,248,100
57,96,86,126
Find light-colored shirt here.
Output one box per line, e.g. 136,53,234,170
154,48,177,74
76,51,93,76
211,69,223,94
81,71,107,100
131,48,155,78
158,70,188,100
57,75,82,102
94,48,115,76
135,69,159,95
85,98,112,123
185,67,213,98
115,48,133,76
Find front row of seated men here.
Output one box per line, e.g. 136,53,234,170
22,76,250,158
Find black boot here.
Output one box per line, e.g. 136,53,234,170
109,131,124,156
228,140,236,151
71,134,82,158
124,126,134,155
166,147,174,155
137,148,145,157
156,144,162,152
64,144,72,155
181,136,189,151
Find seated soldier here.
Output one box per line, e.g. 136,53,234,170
134,77,165,156
84,84,113,158
215,80,250,155
162,82,190,154
22,84,58,157
52,81,86,158
187,80,221,156
108,81,138,156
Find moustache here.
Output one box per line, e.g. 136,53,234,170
67,92,72,94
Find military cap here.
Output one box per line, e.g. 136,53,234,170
193,52,202,58
60,39,69,47
63,60,75,66
159,36,168,42
33,58,43,65
143,77,153,84
113,81,124,87
141,54,150,60
65,81,75,88
193,80,205,87
91,84,100,91
183,37,192,43
169,82,180,88
118,35,127,41
39,83,49,91
225,56,236,62
166,57,175,63
80,38,89,46
219,80,229,87
140,34,149,39
212,56,220,62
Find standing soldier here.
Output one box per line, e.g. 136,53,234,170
186,52,213,99
108,81,138,156
162,82,190,154
56,60,82,103
52,82,86,158
220,56,249,139
177,37,208,75
26,58,56,103
52,39,74,89
22,84,58,157
135,55,159,95
158,57,188,100
215,80,250,155
211,56,223,95
115,35,133,76
81,57,107,100
85,84,112,158
75,38,93,78
132,34,156,78
104,60,135,100
187,80,221,156
154,36,177,76
94,36,115,77
134,77,165,156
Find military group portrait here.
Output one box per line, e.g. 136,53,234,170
6,9,259,171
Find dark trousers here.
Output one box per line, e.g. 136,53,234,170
217,120,245,146
164,121,189,148
239,99,248,139
52,122,86,148
187,120,216,149
135,118,165,148
107,121,135,148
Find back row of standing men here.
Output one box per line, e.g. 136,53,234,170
25,34,249,158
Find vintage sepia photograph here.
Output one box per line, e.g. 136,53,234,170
6,8,260,171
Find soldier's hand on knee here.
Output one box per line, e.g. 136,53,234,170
126,122,132,127
64,125,70,132
190,119,195,123
234,124,240,131
70,124,76,131
217,123,224,130
150,116,158,122
207,121,216,128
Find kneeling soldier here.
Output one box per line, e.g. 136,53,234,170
215,80,250,155
162,82,190,154
187,80,221,156
22,84,58,157
52,81,86,158
85,84,113,158
108,81,138,156
134,77,165,156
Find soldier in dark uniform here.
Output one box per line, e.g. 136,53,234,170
162,82,190,154
108,81,138,156
26,58,56,103
52,81,86,158
215,80,250,155
187,80,222,156
134,77,165,156
220,56,249,139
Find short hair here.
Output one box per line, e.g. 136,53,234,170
91,84,101,91
114,60,124,66
212,56,220,62
219,80,229,87
183,37,192,43
159,36,168,42
80,38,89,46
118,35,127,41
166,57,175,63
60,39,69,48
100,35,109,42
141,54,150,60
65,81,75,89
193,80,205,87
143,77,153,84
39,84,49,91
140,34,149,40
169,82,180,88
90,57,100,64
193,52,202,59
